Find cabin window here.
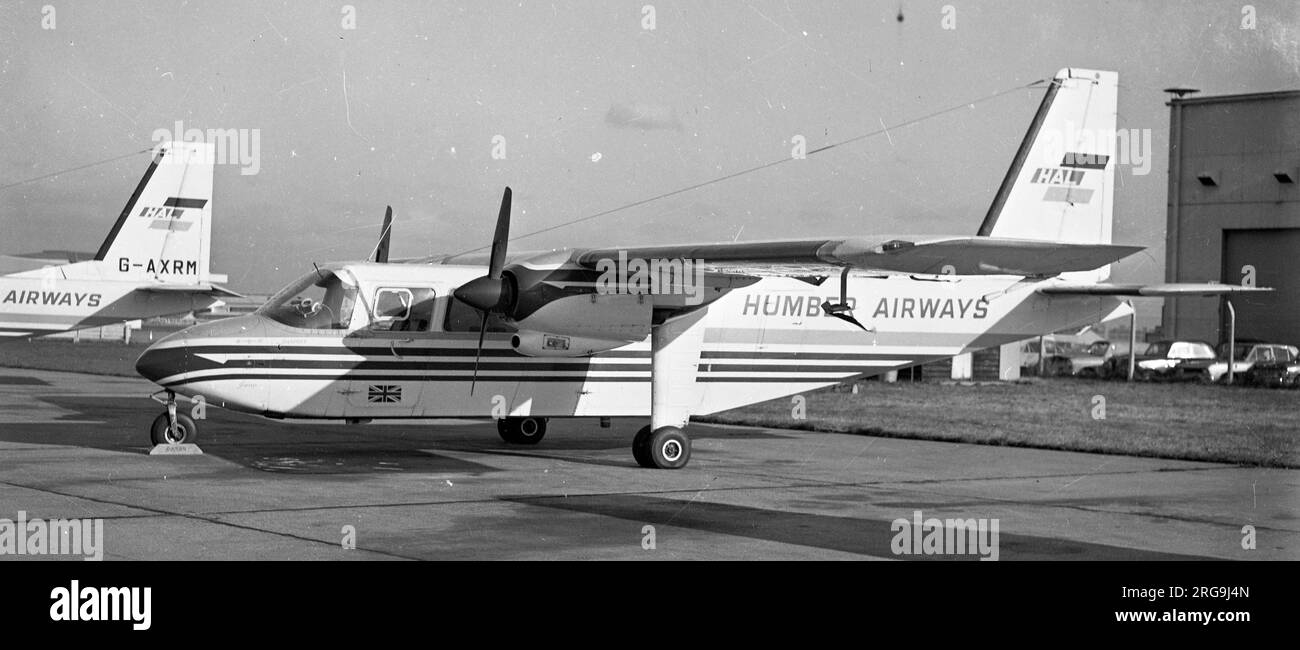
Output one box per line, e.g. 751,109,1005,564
259,270,358,330
369,287,436,331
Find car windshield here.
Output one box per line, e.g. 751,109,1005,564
1144,341,1170,357
1170,341,1215,359
259,268,358,330
1141,341,1210,359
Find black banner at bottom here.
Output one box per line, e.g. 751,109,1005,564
0,560,1287,640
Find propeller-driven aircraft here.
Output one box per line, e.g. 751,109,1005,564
1,141,237,340
134,69,1268,468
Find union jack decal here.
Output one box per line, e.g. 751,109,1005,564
367,385,402,403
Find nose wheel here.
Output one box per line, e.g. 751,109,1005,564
633,425,691,469
149,390,197,445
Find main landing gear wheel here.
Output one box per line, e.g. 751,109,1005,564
633,425,691,469
497,417,547,445
150,412,197,445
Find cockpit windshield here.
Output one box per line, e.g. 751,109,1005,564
259,268,358,330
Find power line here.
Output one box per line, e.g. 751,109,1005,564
448,79,1049,257
0,148,152,193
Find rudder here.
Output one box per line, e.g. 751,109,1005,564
978,70,1118,243
94,141,215,283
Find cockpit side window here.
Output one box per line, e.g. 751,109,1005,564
368,287,436,332
259,270,358,330
375,288,412,321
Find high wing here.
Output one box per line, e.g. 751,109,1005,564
402,249,555,267
419,236,1139,277
1038,282,1272,296
570,236,1142,277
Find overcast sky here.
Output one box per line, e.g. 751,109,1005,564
3,0,1298,310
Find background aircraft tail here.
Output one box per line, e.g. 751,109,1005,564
94,141,215,284
977,68,1118,282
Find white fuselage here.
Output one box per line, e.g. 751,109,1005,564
136,264,1123,420
0,266,216,339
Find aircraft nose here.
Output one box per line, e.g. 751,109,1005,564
135,338,189,385
135,315,268,386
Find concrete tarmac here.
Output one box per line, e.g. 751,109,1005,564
0,367,1295,560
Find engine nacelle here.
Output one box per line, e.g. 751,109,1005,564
511,331,630,357
512,292,652,341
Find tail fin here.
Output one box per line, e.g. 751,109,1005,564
977,69,1118,259
94,141,215,283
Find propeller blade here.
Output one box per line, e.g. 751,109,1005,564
469,312,489,395
452,187,515,314
488,187,511,279
373,205,393,263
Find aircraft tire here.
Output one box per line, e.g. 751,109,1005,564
632,425,654,467
497,417,547,444
645,426,691,470
150,412,197,446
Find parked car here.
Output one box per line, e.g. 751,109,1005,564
1020,337,1076,376
1102,340,1218,381
1207,341,1296,384
1240,344,1300,388
1021,336,1115,377
1067,340,1132,378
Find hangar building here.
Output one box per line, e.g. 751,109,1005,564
1163,89,1300,346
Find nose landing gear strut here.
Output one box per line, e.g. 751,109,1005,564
149,390,197,446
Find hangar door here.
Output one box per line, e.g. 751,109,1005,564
1221,228,1300,345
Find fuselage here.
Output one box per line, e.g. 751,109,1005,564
135,263,1123,420
0,271,217,339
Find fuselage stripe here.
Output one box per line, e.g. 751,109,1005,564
159,373,849,387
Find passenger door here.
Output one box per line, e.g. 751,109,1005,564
343,286,439,416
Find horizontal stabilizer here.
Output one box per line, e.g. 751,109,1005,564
137,284,244,299
1039,282,1272,297
6,250,97,263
